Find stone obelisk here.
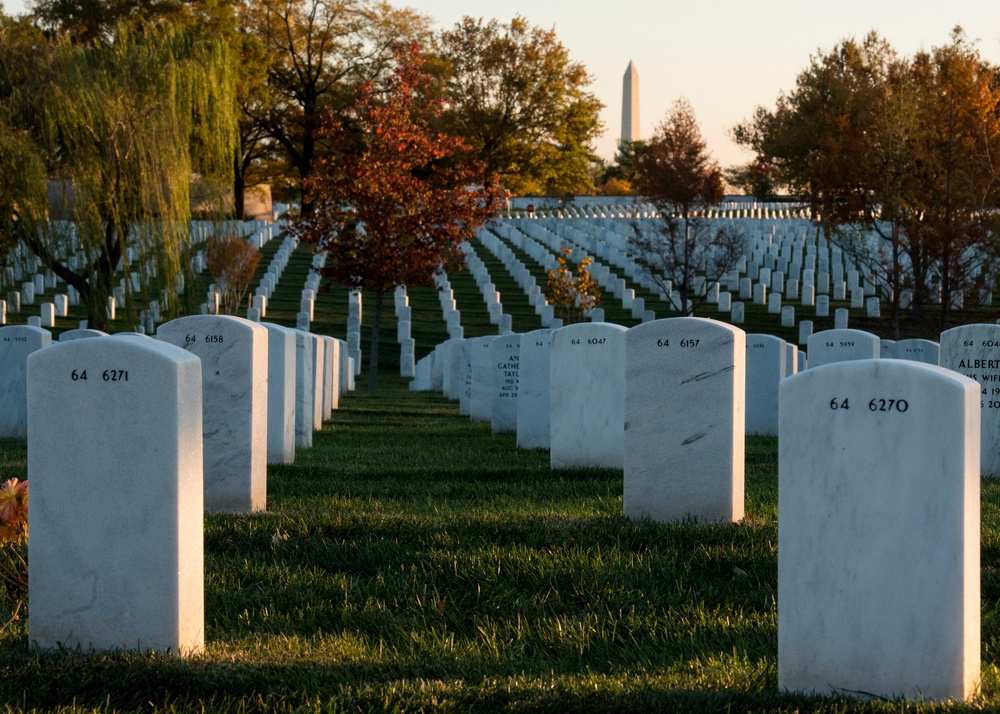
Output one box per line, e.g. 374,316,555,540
622,61,639,143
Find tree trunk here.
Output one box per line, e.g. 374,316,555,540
233,153,246,221
367,290,383,392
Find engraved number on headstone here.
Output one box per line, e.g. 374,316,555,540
71,370,87,381
829,398,850,410
868,398,908,412
102,369,129,382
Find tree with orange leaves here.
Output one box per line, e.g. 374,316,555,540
294,42,505,391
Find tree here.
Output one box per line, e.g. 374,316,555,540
630,99,743,316
437,16,604,196
732,29,1000,334
243,0,429,217
294,42,505,391
545,246,601,324
907,32,1000,328
205,234,261,314
0,18,237,329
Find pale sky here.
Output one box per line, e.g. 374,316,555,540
4,0,998,171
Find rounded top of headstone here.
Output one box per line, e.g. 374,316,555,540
0,324,52,339
782,357,976,393
555,321,628,338
629,316,744,340
746,332,787,346
58,329,109,342
157,313,267,337
259,322,294,334
33,329,201,369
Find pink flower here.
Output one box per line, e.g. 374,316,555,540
0,478,28,542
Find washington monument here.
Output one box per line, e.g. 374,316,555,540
622,60,639,142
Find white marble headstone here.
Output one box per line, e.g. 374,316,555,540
745,333,787,436
779,359,979,701
941,325,1000,477
490,334,520,434
58,329,109,342
550,322,627,469
468,336,495,422
516,329,553,450
261,322,296,464
28,335,204,654
0,325,52,438
292,329,315,449
807,329,879,368
157,315,267,513
891,338,939,365
624,318,745,522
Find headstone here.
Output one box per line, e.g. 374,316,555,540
731,302,744,324
781,305,795,327
516,329,553,449
156,315,267,513
941,325,1000,477
308,334,325,428
292,329,314,449
778,360,980,701
59,329,109,342
624,318,745,522
260,323,296,464
816,294,829,317
834,307,848,329
468,336,495,422
807,329,879,368
0,325,52,438
27,335,204,655
321,336,340,421
490,334,520,434
550,323,627,469
445,340,465,402
891,338,939,365
798,320,813,346
745,333,787,436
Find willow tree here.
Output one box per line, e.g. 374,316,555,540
0,18,237,329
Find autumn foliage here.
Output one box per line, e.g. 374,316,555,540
545,246,601,325
205,234,262,315
0,478,27,602
295,41,505,390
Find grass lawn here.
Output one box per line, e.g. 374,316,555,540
0,384,999,713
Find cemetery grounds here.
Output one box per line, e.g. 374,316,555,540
3,228,1000,712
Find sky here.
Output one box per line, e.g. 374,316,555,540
4,0,998,170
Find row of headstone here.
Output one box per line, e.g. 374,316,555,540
421,317,984,702
9,308,350,657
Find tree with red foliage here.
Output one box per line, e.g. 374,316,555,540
294,41,505,391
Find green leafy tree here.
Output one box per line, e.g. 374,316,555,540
0,18,237,329
294,42,504,391
630,99,743,316
438,16,603,196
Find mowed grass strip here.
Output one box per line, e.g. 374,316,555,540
0,389,997,712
